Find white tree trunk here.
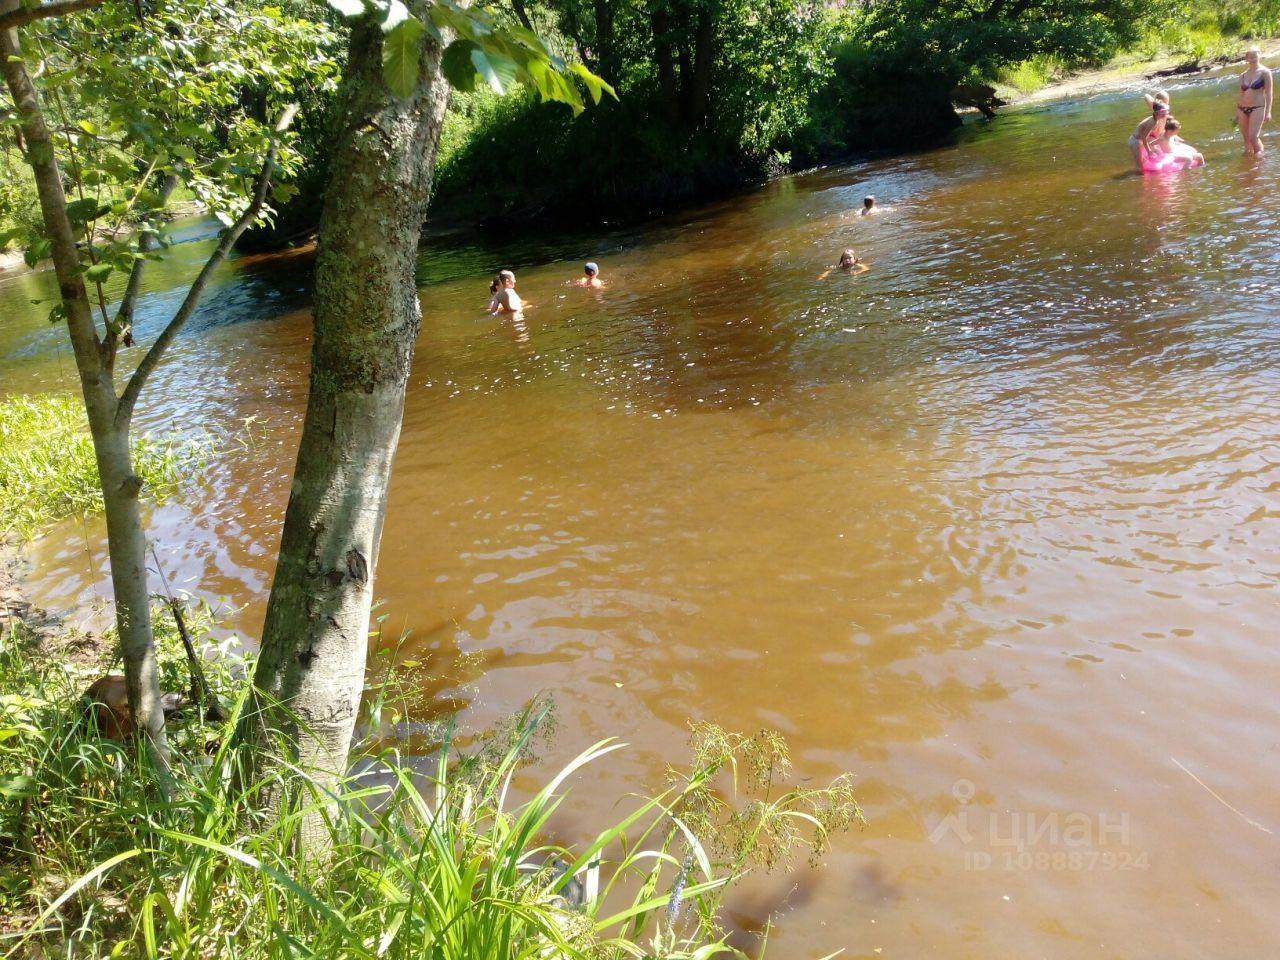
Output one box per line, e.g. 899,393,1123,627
243,7,450,842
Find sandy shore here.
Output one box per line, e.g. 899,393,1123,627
1005,41,1280,107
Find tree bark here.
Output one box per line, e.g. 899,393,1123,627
593,0,616,84
241,7,450,840
689,6,714,126
1,1,171,772
651,8,680,125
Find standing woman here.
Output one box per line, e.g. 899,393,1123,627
1237,47,1273,156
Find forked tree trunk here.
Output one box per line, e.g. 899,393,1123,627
1,3,171,771
241,9,450,830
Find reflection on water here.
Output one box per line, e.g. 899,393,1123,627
4,72,1280,959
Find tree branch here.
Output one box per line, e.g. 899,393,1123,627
0,0,104,31
102,171,178,372
115,104,298,430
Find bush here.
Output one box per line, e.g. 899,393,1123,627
0,394,208,540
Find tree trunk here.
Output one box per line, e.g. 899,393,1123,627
241,8,450,837
651,8,680,124
593,0,616,84
1,2,171,771
689,7,714,126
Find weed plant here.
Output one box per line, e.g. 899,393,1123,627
0,394,206,540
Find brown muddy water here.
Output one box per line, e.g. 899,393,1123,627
3,74,1280,958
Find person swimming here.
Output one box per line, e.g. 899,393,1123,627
575,261,603,288
819,249,870,279
488,269,523,314
860,196,878,216
1129,98,1170,170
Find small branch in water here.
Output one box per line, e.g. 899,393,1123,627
1171,756,1273,835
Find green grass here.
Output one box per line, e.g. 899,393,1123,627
0,608,861,958
0,394,207,540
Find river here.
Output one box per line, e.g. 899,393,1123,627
3,72,1279,958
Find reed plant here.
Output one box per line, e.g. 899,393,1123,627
0,608,861,959
0,394,207,541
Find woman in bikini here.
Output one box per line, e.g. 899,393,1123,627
1236,47,1272,156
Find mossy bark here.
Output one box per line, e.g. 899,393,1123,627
243,8,450,836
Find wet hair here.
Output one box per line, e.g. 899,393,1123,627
489,276,500,294
863,195,875,208
499,269,516,284
839,249,857,265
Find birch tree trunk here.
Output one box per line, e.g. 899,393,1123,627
242,9,450,826
1,3,171,770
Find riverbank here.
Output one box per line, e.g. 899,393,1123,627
1002,41,1280,107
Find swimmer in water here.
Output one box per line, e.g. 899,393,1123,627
488,269,523,314
1129,98,1169,170
860,195,890,217
574,261,603,288
819,249,870,279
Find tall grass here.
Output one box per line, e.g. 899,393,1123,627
0,609,861,958
0,394,207,540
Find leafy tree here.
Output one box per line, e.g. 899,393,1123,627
821,0,1165,146
0,0,335,773
237,0,610,837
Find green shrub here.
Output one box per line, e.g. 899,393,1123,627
0,394,208,540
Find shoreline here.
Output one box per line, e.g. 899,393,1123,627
4,46,1275,278
1001,41,1280,109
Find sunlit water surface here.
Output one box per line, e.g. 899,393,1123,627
3,73,1279,959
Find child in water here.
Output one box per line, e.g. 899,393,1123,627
1155,119,1205,169
488,270,523,314
1129,94,1170,170
574,261,603,288
819,249,870,279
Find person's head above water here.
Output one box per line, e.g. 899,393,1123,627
584,262,599,277
499,269,516,287
863,195,876,210
1152,99,1169,115
1246,46,1262,66
1164,118,1181,134
838,249,858,267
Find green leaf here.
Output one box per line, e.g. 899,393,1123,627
440,39,478,93
85,263,113,283
470,46,517,94
325,0,366,16
0,775,38,799
570,62,616,105
23,238,50,268
65,197,111,225
380,0,409,32
382,16,425,98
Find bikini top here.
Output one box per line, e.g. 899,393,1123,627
1242,74,1266,90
